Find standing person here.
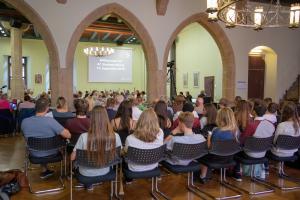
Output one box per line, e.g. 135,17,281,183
185,91,192,103
111,100,135,145
154,100,172,138
197,107,238,183
71,106,121,190
21,98,71,179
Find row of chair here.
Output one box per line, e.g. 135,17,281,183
24,135,300,200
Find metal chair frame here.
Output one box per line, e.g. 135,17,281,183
24,136,66,194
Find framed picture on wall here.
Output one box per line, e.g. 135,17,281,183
193,72,200,87
183,73,188,88
35,74,42,84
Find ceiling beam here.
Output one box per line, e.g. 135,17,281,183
85,28,132,36
102,32,110,41
33,27,40,38
113,34,122,42
156,0,169,16
89,31,98,41
124,35,134,43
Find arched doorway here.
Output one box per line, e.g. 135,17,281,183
2,0,60,103
66,3,159,102
164,13,236,101
248,46,277,101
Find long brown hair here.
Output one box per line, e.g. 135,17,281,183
281,102,300,134
115,100,132,131
204,103,217,125
154,100,169,129
134,108,160,143
235,100,251,131
87,106,116,166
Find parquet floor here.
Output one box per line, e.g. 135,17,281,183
1,135,300,200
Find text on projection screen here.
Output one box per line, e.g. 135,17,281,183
88,48,132,83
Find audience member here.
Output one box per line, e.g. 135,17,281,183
21,98,71,179
114,94,125,111
0,94,10,110
264,97,273,106
263,102,278,125
185,91,192,102
154,100,172,138
18,95,35,110
131,97,142,121
218,98,229,109
200,103,218,137
106,98,117,121
172,102,200,131
71,106,121,190
47,97,75,118
194,96,205,118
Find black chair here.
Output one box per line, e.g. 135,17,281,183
199,139,242,199
124,145,170,200
70,147,121,200
0,109,14,135
25,136,66,194
232,136,275,195
54,116,75,127
266,135,300,190
18,108,35,132
161,142,214,199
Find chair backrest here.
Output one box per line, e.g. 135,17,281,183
243,136,274,152
54,117,75,127
209,139,241,156
126,144,166,165
76,146,121,168
275,135,300,150
27,136,66,151
171,142,208,160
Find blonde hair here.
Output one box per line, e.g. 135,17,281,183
134,108,160,142
178,112,194,129
216,107,238,133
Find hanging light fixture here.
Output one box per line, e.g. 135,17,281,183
206,0,300,30
83,46,115,57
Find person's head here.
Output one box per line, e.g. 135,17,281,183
35,98,50,114
186,91,190,96
106,98,115,109
264,97,273,106
78,91,83,98
219,98,229,109
134,108,160,143
178,112,194,132
88,106,115,166
182,102,194,112
56,96,67,110
196,96,204,107
24,95,31,102
216,107,237,133
179,92,184,96
267,102,278,114
115,94,124,105
204,103,217,125
281,102,300,133
154,100,168,128
254,103,267,117
74,98,88,116
115,100,132,130
1,93,8,100
235,96,242,104
235,100,251,130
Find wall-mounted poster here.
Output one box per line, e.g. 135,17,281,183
35,74,42,84
193,72,200,87
183,73,188,88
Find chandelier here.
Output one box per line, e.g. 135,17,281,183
206,0,300,30
83,46,115,57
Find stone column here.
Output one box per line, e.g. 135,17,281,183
10,27,23,100
58,67,73,110
147,67,167,102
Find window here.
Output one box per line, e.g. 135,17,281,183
8,56,27,89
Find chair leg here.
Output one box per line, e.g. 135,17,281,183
113,164,121,200
151,177,160,200
224,164,274,195
154,177,170,200
218,168,243,200
186,172,215,200
70,160,73,200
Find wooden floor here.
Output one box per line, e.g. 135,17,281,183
1,135,300,200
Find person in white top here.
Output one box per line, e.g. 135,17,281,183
263,102,278,125
71,106,122,190
18,95,35,110
271,102,300,157
125,108,164,172
165,112,206,166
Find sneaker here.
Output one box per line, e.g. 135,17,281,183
40,169,54,179
86,185,94,191
194,176,209,184
125,177,133,185
232,173,242,182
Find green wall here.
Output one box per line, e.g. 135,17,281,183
74,42,146,92
170,23,223,101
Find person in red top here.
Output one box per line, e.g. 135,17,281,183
65,99,90,136
0,94,10,110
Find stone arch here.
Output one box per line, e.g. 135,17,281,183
163,13,236,100
66,3,160,101
3,0,60,102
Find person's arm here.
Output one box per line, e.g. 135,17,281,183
60,129,71,139
70,151,76,161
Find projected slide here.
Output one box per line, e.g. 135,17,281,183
88,48,132,83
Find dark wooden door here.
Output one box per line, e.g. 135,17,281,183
204,76,215,102
248,56,265,99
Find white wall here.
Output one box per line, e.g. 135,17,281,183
23,0,300,101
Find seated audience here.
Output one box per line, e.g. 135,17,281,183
114,94,124,111
218,98,229,109
263,102,278,125
271,102,300,158
0,94,10,110
131,97,143,121
124,109,164,172
18,95,35,110
194,96,205,118
264,97,273,106
106,98,117,121
235,100,253,142
198,107,238,183
21,98,71,179
172,102,200,131
65,99,90,136
46,96,75,118
200,103,218,137
154,100,172,138
165,112,206,165
111,100,135,145
71,106,121,190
